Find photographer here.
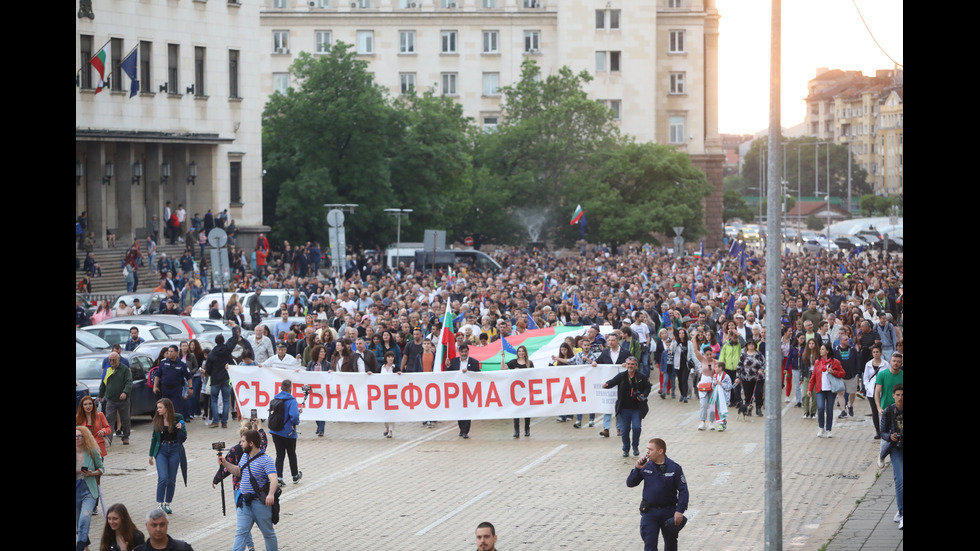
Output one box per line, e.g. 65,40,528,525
602,357,651,458
217,430,279,551
879,384,903,530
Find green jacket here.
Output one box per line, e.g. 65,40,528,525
149,414,187,457
78,449,104,498
719,341,742,372
99,363,133,401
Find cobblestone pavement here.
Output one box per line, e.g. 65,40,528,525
86,391,887,550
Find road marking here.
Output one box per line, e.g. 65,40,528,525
182,424,456,544
415,490,492,536
711,471,731,486
514,444,568,475
743,443,757,455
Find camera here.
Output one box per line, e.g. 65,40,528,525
212,441,226,454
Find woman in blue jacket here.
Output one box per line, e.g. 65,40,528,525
270,379,302,485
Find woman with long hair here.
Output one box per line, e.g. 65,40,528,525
76,396,110,459
223,293,240,321
76,426,104,551
502,345,534,438
331,338,364,372
808,342,846,438
177,341,199,421
785,332,807,408
307,345,329,437
188,339,206,419
91,299,113,324
735,340,766,417
380,330,401,368
375,350,402,438
99,503,145,551
800,338,819,418
671,328,696,403
148,398,186,514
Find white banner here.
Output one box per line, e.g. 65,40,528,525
229,365,621,423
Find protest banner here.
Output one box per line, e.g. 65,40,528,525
229,364,621,423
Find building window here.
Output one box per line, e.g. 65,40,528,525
607,100,621,120
595,51,606,72
669,72,685,94
194,46,206,96
482,0,497,6
110,38,123,91
483,116,499,133
483,30,499,53
441,31,457,54
273,0,287,7
140,41,152,93
400,73,415,95
273,31,290,54
315,31,332,54
399,31,416,54
524,31,540,53
273,72,289,95
228,49,240,98
610,9,620,29
483,72,499,96
167,44,180,94
610,51,620,72
79,35,93,89
357,31,374,54
442,73,457,96
595,10,605,29
440,0,458,7
354,0,371,7
595,51,620,73
669,116,685,144
668,0,682,7
668,30,685,53
523,0,540,7
230,161,242,204
312,0,329,6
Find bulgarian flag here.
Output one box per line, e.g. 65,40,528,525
569,204,584,225
90,42,110,94
432,302,457,372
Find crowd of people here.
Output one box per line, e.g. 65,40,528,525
76,238,904,549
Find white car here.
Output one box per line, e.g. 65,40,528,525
191,289,309,322
81,325,167,347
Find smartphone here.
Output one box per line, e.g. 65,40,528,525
251,408,258,420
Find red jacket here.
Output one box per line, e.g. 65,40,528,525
808,357,845,392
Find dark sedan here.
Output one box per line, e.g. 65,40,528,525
76,353,158,416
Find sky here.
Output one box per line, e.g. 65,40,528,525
716,0,904,135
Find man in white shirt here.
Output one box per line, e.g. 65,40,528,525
261,341,301,370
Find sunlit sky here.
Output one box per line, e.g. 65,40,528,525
717,0,904,135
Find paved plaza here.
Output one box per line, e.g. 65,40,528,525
88,391,897,550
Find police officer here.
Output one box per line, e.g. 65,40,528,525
627,438,689,551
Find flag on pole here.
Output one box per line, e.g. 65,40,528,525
120,46,138,98
500,335,517,355
525,311,538,330
432,302,457,372
580,212,587,237
90,42,111,94
573,292,580,309
570,204,584,225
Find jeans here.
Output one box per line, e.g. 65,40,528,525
76,480,96,546
575,413,595,424
212,381,232,424
189,375,202,416
155,441,181,503
620,408,642,453
815,391,835,431
699,393,710,421
316,421,326,434
890,446,903,516
792,370,802,403
640,508,687,551
234,499,278,551
639,347,651,378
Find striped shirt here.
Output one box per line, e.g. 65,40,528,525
238,451,277,496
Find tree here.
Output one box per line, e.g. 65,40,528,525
262,44,397,249
806,214,824,231
742,137,871,200
723,190,754,222
859,194,900,216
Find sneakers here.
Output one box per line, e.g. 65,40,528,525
698,421,706,431
817,428,826,438
161,503,173,514
848,406,855,417
899,517,903,530
826,431,833,438
718,421,727,432
784,396,792,402
893,512,902,523
588,420,595,427
293,471,303,483
795,402,803,408
877,456,885,468
838,410,848,419
556,417,568,422
573,422,582,429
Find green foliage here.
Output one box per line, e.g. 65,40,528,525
859,194,900,216
742,137,871,199
806,214,824,231
723,174,749,193
723,190,754,222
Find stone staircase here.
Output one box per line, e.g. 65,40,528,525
75,240,195,295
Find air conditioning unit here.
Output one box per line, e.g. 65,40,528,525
530,48,540,54
449,2,457,7
276,47,290,54
410,1,417,6
351,1,357,7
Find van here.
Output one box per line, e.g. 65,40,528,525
413,249,502,273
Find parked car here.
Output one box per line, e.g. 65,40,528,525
874,236,903,252
112,292,168,315
75,353,157,416
191,289,309,324
802,239,839,254
76,380,91,411
76,330,111,356
99,315,209,340
81,325,167,347
833,235,867,251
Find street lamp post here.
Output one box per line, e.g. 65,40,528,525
384,208,413,251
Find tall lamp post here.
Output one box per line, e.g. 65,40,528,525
384,208,413,251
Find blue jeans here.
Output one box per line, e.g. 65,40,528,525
212,381,232,424
316,421,325,434
816,391,835,431
890,446,903,516
792,370,802,403
234,498,278,551
155,441,181,503
76,480,97,546
620,408,642,453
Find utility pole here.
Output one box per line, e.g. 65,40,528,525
765,0,783,549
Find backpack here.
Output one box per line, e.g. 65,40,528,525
147,365,159,387
267,397,286,431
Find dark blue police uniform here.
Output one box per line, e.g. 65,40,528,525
627,456,689,551
158,358,191,412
